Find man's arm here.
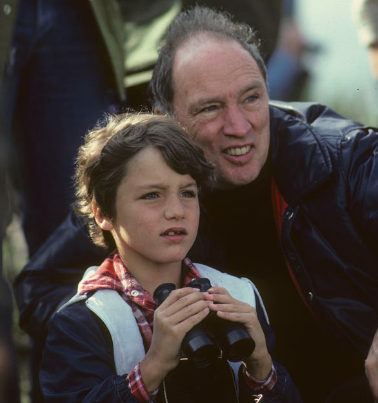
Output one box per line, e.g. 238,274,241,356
13,210,108,339
366,329,378,402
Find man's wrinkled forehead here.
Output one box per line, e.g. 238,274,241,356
171,33,265,105
173,32,246,69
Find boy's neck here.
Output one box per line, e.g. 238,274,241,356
122,257,183,296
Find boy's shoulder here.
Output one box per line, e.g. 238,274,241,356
193,263,257,308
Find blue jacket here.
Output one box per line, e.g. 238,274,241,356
14,101,378,357
40,264,302,402
269,102,378,356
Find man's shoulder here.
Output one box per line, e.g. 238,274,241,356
269,101,366,137
268,101,369,203
194,263,257,307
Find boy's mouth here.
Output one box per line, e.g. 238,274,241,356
161,227,187,236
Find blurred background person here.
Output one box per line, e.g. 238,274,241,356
0,275,20,403
352,0,378,82
267,0,310,101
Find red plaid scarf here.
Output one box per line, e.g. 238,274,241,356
78,251,200,350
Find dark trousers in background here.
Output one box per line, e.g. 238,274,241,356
1,1,123,401
1,0,119,257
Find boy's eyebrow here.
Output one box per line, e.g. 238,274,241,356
136,180,197,190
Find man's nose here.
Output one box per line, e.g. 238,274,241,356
223,106,251,137
164,196,185,220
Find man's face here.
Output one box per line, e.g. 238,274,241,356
172,36,270,188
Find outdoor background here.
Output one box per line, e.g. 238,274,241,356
298,0,378,125
3,0,378,402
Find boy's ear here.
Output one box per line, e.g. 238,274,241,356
92,202,113,231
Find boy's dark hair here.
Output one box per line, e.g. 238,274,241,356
149,5,267,115
75,113,214,249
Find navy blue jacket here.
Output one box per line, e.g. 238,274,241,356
40,290,302,402
14,101,378,357
269,102,378,356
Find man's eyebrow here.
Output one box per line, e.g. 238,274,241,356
190,81,265,110
240,81,265,95
191,95,223,110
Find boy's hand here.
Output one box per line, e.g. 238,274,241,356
206,287,272,381
140,287,210,391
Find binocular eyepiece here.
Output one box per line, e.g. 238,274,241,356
153,278,255,367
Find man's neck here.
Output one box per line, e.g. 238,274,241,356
202,160,280,278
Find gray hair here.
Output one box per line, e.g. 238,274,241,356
149,5,267,115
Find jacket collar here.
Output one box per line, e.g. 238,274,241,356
268,102,333,205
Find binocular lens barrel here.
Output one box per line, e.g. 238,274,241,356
153,283,176,305
221,328,255,362
153,279,255,367
182,327,220,367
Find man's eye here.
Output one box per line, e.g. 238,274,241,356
246,94,258,103
200,105,217,113
141,192,159,200
181,190,197,198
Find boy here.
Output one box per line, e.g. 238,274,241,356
40,113,301,402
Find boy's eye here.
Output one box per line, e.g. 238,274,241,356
141,192,159,200
181,190,197,198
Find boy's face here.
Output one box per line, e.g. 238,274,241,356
103,147,200,270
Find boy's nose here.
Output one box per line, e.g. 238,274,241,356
164,196,185,220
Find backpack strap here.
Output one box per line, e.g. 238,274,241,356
58,266,144,375
86,289,145,375
60,263,267,380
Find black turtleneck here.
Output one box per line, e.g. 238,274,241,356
201,161,367,403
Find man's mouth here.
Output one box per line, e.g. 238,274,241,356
225,145,251,156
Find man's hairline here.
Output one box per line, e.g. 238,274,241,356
164,33,267,115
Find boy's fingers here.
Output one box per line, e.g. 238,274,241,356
158,288,205,315
176,306,210,334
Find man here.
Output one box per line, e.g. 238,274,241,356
15,6,378,402
366,329,378,402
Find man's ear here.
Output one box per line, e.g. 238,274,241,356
92,202,113,231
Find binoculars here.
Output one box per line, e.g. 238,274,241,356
153,278,255,367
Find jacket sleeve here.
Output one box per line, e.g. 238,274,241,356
40,302,142,403
13,210,108,340
238,292,303,402
345,126,378,247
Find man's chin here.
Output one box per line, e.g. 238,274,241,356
214,171,260,190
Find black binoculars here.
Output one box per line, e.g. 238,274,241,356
153,278,255,367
